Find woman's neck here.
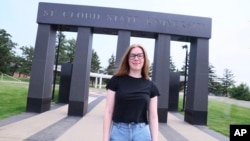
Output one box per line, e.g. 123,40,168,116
129,70,142,78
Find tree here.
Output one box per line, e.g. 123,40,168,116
149,63,153,77
208,64,225,95
105,54,116,75
18,46,34,76
149,56,175,78
0,29,17,74
90,49,101,87
65,38,76,63
229,83,250,101
169,56,176,72
54,32,66,65
221,69,235,96
179,53,189,91
58,38,75,64
179,53,189,76
208,64,222,94
9,55,24,76
91,49,101,73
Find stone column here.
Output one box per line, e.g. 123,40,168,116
152,34,170,123
68,27,93,116
168,72,180,112
115,30,131,69
58,63,73,103
26,24,56,113
184,38,209,125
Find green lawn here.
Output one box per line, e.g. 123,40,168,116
0,82,28,119
0,82,59,119
207,100,250,136
1,81,250,137
178,97,250,137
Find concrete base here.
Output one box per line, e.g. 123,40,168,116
158,108,168,123
68,100,88,116
184,109,207,125
26,97,51,113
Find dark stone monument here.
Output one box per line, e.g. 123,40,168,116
58,63,72,103
168,72,180,112
26,2,211,125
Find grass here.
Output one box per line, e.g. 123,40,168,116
0,82,28,119
0,74,22,82
0,81,59,119
207,100,250,136
1,81,250,137
178,97,250,137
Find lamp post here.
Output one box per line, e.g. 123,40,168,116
182,45,188,111
52,31,65,101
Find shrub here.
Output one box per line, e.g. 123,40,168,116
229,83,250,101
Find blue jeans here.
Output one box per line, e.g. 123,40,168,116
110,122,152,141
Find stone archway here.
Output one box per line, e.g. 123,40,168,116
26,2,211,125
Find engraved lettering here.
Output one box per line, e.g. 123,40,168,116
147,17,205,29
43,10,54,16
127,16,136,23
106,14,136,23
107,15,112,21
146,18,154,25
119,16,125,22
62,11,100,20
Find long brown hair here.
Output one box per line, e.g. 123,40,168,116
114,44,150,79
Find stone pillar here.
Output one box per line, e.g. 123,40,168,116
115,30,131,69
68,27,93,116
184,38,209,125
26,24,56,113
168,72,180,112
152,34,170,123
58,63,73,103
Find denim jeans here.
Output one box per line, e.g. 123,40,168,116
110,122,152,141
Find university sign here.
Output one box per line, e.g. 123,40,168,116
37,2,211,38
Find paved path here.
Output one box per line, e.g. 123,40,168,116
0,89,230,141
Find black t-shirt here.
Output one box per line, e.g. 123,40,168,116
106,75,160,123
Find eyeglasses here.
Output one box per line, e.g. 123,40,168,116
129,53,144,60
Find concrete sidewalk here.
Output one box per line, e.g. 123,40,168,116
0,91,229,141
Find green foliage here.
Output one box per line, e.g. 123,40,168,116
149,63,153,77
18,46,34,76
220,69,235,95
208,64,220,94
90,49,101,87
0,29,17,75
169,56,176,72
105,54,116,75
91,49,101,73
209,81,224,95
179,52,189,76
208,67,237,97
58,37,75,64
229,83,250,101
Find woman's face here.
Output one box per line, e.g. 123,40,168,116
128,47,144,72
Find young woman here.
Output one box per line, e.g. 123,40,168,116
103,44,160,141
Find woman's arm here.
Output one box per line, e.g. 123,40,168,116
148,96,159,141
103,89,115,141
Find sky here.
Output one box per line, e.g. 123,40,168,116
1,0,250,86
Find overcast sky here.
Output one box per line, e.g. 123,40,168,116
1,0,250,86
